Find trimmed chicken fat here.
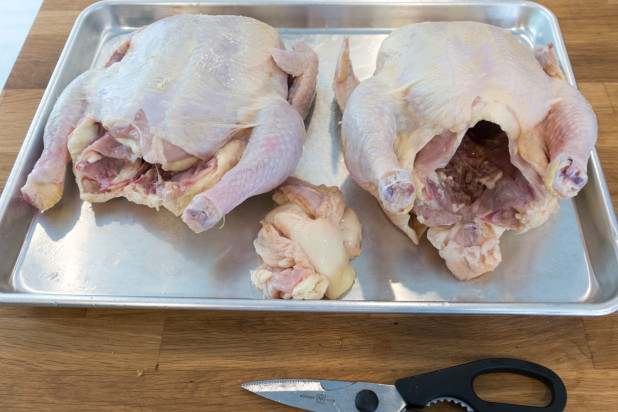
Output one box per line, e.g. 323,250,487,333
252,178,362,300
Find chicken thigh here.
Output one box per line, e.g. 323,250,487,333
333,21,597,280
21,14,318,233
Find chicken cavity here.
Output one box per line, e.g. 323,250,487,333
417,121,532,228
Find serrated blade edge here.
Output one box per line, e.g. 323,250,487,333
427,396,475,412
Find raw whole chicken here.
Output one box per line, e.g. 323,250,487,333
333,22,597,280
252,178,362,299
21,14,318,233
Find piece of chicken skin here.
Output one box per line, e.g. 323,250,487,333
252,178,362,300
252,223,327,300
21,15,319,234
333,22,597,279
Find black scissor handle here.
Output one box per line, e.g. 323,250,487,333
394,358,567,412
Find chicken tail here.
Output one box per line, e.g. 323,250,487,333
427,220,507,281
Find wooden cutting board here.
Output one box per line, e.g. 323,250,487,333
0,0,617,410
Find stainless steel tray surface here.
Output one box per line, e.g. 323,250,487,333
1,0,617,315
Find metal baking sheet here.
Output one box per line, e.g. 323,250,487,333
1,0,617,314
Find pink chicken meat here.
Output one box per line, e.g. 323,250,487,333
21,14,318,232
333,21,597,280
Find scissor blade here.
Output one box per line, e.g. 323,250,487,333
241,379,406,412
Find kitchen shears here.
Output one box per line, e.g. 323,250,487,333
242,358,566,412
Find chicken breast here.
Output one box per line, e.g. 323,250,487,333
252,178,362,299
21,14,318,233
333,21,597,280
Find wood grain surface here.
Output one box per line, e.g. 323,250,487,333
1,1,617,411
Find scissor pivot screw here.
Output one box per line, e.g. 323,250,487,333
355,389,379,412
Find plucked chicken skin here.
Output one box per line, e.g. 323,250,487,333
252,178,362,299
333,22,597,280
21,14,318,233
